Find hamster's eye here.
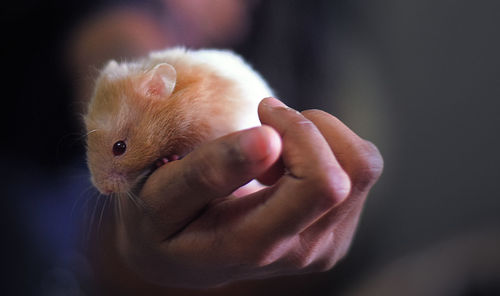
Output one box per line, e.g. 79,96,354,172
112,141,127,156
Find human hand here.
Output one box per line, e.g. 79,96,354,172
115,97,383,288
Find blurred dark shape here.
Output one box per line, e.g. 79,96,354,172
342,230,500,296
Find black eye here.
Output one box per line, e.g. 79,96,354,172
112,141,127,156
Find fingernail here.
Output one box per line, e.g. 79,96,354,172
262,97,301,115
262,97,287,108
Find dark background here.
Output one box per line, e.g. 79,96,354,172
2,0,500,295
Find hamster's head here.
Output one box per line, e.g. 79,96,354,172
84,61,179,195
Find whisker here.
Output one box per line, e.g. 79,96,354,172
85,194,102,245
71,185,97,220
97,195,111,236
56,132,86,148
128,191,147,210
113,194,119,225
131,190,146,207
56,128,100,158
74,190,99,249
61,128,101,155
126,192,141,210
85,129,98,137
133,168,156,195
117,194,124,224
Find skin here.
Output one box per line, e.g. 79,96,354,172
68,2,383,294
93,97,383,293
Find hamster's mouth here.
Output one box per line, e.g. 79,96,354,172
135,153,189,193
154,154,182,168
149,151,190,175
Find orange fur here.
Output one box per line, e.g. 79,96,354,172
85,55,247,194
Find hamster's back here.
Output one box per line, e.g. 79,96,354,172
148,48,274,129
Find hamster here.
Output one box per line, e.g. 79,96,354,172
84,47,273,195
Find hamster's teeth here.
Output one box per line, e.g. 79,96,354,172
167,155,179,161
155,157,169,168
153,153,187,170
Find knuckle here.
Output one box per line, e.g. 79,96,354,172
302,109,338,122
337,245,350,262
288,237,322,270
301,109,324,117
288,118,318,134
352,140,384,190
333,239,351,263
298,232,351,272
253,252,276,268
314,256,338,272
310,166,351,208
290,252,315,270
245,247,277,268
230,232,277,268
308,245,347,272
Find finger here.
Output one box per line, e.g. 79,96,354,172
301,109,384,193
140,125,282,238
298,110,383,241
257,98,345,180
299,202,360,258
239,98,351,241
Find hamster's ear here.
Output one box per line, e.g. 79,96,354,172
139,63,177,98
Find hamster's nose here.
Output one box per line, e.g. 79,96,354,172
102,188,114,195
101,181,122,195
95,180,117,195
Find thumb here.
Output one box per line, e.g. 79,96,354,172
139,125,282,239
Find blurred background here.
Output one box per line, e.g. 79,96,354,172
1,0,499,295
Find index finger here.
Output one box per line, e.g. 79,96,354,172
302,109,384,193
240,98,351,240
